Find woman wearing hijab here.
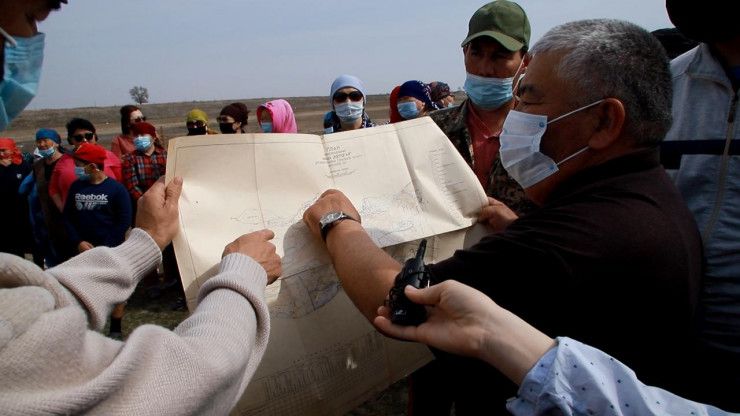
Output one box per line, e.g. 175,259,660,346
257,99,298,133
323,74,375,134
388,85,403,124
396,80,440,121
429,81,455,109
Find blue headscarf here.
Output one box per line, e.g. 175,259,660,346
398,80,440,111
330,74,367,106
35,128,61,144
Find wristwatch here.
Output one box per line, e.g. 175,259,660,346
319,211,357,241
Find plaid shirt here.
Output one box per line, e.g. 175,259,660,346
121,147,167,200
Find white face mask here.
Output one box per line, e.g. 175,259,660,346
499,99,605,189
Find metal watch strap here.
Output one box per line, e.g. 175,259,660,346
320,212,356,241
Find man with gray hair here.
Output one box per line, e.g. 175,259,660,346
303,19,702,413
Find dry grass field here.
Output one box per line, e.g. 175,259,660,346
6,93,471,415
3,94,400,150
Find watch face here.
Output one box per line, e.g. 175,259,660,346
320,212,343,227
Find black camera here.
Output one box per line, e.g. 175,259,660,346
388,239,431,326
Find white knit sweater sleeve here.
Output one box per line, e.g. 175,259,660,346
0,234,270,415
93,253,270,415
47,228,161,330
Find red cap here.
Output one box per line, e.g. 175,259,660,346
74,143,107,165
131,121,157,137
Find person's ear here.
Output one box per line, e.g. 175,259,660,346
587,98,625,150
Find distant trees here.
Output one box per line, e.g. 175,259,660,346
129,86,149,105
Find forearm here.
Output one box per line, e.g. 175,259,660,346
326,220,402,321
508,337,727,416
479,303,556,385
48,228,161,330
51,193,63,211
55,255,270,415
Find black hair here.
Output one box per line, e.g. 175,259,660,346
120,105,140,135
66,118,97,137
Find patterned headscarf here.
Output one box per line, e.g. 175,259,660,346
398,80,440,111
429,81,451,103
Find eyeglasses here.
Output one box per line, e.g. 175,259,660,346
333,91,363,103
131,116,147,123
70,132,95,142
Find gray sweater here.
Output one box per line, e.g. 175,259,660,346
0,228,270,415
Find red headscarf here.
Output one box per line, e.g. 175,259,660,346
389,85,403,123
0,138,23,165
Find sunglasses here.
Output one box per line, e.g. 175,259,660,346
186,121,206,128
131,116,147,123
333,91,363,103
70,132,95,142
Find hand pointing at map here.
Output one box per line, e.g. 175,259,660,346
223,229,283,283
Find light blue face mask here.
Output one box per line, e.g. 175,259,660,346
0,29,45,131
260,122,273,133
74,166,90,181
397,101,419,120
133,135,152,151
38,147,55,159
463,72,513,110
334,101,364,123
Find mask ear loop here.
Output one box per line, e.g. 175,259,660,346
0,26,18,47
512,54,530,103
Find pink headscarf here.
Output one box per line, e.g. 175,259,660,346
257,99,298,133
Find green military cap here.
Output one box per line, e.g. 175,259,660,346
461,0,531,51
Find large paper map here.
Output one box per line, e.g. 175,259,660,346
166,117,488,415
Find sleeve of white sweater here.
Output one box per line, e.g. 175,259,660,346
95,252,270,415
47,228,161,330
0,229,271,416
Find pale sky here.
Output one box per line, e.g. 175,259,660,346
28,0,673,109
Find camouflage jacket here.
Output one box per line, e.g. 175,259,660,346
429,99,536,215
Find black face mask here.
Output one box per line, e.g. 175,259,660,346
219,123,236,134
187,126,207,136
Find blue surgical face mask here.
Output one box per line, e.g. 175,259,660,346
0,30,45,131
38,147,55,159
133,135,152,151
334,101,364,123
260,122,273,133
499,99,605,189
74,166,90,181
463,72,513,110
397,101,420,120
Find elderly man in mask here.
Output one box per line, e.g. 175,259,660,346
304,19,703,414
